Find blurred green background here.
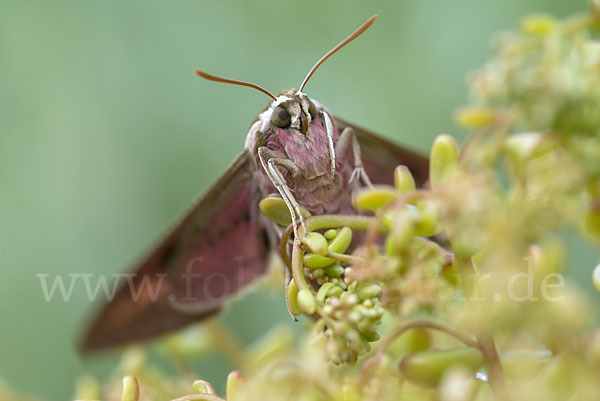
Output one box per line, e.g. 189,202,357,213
0,0,595,400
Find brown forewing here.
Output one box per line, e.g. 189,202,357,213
79,149,271,352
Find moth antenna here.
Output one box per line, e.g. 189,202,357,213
194,69,277,101
299,14,377,92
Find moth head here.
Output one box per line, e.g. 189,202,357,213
193,15,376,133
261,90,317,135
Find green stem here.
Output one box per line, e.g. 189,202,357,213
478,336,510,401
291,240,309,291
361,319,479,378
327,251,364,264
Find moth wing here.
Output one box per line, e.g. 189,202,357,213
79,149,271,352
335,117,430,187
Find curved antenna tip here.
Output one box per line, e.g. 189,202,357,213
194,68,276,100
299,14,378,92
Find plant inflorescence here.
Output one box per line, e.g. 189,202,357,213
6,5,600,401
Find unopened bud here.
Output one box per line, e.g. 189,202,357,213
121,376,139,401
317,282,335,303
521,14,557,36
302,232,329,255
430,135,459,187
226,371,245,401
328,227,353,254
394,165,416,193
286,280,303,316
324,263,345,278
193,380,217,395
357,284,382,300
259,196,310,226
399,347,483,388
353,185,397,211
304,253,335,269
455,106,496,130
297,288,317,315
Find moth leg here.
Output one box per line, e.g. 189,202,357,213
258,147,307,241
321,112,337,184
336,127,373,189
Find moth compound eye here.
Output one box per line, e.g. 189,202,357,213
271,105,291,128
308,100,317,119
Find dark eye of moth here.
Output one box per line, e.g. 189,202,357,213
271,105,291,128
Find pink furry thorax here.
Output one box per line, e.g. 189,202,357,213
255,114,355,215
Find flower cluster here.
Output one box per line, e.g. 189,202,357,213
7,4,600,401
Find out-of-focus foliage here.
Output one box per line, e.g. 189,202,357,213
5,6,599,400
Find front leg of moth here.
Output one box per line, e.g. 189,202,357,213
258,147,306,242
335,126,373,189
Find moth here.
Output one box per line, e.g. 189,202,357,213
80,15,429,352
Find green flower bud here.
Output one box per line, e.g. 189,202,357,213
311,268,325,278
317,282,335,303
357,284,382,300
226,370,245,401
286,280,303,316
324,229,338,240
121,376,139,401
324,263,345,278
357,305,380,319
328,285,344,298
193,380,217,395
353,185,397,211
399,347,483,388
430,134,459,187
328,227,353,254
441,253,459,286
304,253,335,269
527,241,564,283
302,232,329,255
297,288,317,315
388,328,432,359
362,330,380,342
521,14,557,36
394,165,416,193
455,106,496,130
259,196,310,226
